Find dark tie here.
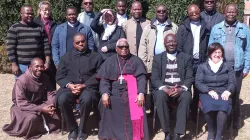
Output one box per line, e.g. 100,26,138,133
136,20,143,55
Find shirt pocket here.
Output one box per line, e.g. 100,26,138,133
213,34,222,41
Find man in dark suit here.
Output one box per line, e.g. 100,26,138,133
56,33,102,140
151,34,194,140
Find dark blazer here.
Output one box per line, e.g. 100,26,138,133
56,48,103,91
34,17,58,42
176,17,210,63
151,51,194,92
195,61,236,94
90,12,126,60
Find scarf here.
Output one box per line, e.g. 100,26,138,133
102,24,117,40
208,58,223,73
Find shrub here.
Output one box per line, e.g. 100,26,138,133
0,46,11,74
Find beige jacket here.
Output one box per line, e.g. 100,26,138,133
138,18,178,73
122,17,150,56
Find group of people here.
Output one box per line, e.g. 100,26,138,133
2,0,250,140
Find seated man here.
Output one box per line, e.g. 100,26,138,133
96,38,149,140
151,34,193,140
56,33,102,140
3,58,61,139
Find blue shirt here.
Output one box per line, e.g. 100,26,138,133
155,21,167,55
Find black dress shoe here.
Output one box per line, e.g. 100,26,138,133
68,130,78,140
173,134,180,140
165,133,171,140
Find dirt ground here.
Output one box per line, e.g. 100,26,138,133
0,73,249,140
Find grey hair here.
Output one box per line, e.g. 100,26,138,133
116,38,128,47
38,1,51,9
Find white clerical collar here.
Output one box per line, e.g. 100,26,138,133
167,52,177,61
67,21,79,27
117,13,127,19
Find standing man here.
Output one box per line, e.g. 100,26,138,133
176,4,210,120
200,0,224,30
6,4,51,77
208,4,250,130
34,1,58,89
56,33,102,140
138,4,178,74
151,34,193,140
115,0,128,26
3,58,61,139
122,1,150,56
52,6,94,68
78,0,99,48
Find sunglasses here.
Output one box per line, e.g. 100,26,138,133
83,2,93,5
204,1,215,4
75,40,85,45
157,10,166,13
117,45,129,49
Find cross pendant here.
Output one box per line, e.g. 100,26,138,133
119,75,124,84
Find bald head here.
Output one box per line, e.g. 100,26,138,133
30,57,44,66
29,58,44,78
188,4,200,21
164,34,177,54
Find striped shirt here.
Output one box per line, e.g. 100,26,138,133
164,59,181,87
6,22,50,64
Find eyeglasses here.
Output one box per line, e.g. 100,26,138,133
117,45,129,49
83,2,93,5
156,10,166,13
204,1,215,4
75,40,85,45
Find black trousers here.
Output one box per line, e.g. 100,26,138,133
57,88,99,133
154,90,191,134
232,70,243,127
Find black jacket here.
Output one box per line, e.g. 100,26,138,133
56,48,103,91
90,12,126,60
195,61,236,94
34,17,58,43
176,17,210,63
151,52,194,92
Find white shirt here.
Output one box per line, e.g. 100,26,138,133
190,21,201,59
117,14,127,26
67,21,79,27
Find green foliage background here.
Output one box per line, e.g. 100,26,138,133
0,0,245,73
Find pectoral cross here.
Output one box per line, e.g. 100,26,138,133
119,75,124,84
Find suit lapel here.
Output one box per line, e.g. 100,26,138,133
161,52,167,82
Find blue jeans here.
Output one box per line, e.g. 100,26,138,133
16,64,28,78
